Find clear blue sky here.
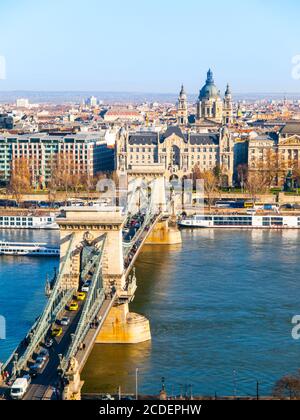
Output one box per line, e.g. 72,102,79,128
1,0,300,93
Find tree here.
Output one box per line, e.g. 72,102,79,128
213,164,222,187
81,173,97,200
9,157,31,203
198,169,219,211
237,164,248,190
290,160,300,191
191,164,202,190
245,171,269,204
273,371,300,399
48,152,82,199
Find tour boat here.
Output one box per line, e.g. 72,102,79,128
0,215,59,230
178,214,300,229
0,242,60,257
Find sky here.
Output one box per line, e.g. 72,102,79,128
0,0,300,93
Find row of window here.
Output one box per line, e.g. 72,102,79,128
0,222,33,226
128,147,217,153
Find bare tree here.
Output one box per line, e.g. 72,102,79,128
9,157,31,204
245,171,269,204
197,168,219,211
273,371,300,399
237,164,248,190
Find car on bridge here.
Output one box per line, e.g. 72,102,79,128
59,317,70,326
30,360,46,378
51,327,63,337
81,280,92,293
76,292,86,301
68,302,79,312
45,338,54,348
36,349,49,363
10,377,30,400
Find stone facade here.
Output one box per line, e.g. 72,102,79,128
248,123,300,184
116,125,234,186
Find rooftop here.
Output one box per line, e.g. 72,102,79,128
280,123,300,135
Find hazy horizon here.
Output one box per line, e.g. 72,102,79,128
1,90,300,105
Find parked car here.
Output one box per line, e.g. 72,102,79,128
39,201,52,209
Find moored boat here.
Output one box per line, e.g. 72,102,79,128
0,242,60,257
179,214,300,229
0,214,59,230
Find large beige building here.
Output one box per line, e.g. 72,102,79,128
248,123,300,184
116,125,234,186
115,70,235,186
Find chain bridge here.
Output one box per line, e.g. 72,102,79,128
0,176,182,400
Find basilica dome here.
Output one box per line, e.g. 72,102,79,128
199,69,220,100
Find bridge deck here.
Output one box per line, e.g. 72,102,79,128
22,294,116,400
23,303,85,400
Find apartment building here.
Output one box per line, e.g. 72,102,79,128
0,132,115,185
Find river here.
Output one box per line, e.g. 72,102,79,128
0,229,300,397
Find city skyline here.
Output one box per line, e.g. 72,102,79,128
1,0,300,93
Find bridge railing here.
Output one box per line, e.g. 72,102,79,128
60,236,107,374
123,181,159,254
8,234,76,376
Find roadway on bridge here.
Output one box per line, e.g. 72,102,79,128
23,302,84,400
23,294,117,400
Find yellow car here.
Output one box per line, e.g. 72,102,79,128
68,302,79,312
76,292,86,301
51,327,63,337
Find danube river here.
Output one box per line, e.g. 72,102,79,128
1,229,300,397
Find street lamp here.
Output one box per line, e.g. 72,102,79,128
233,370,238,399
135,368,139,400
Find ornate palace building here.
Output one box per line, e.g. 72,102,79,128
116,69,235,186
116,125,234,186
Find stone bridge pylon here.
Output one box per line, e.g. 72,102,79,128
57,207,152,344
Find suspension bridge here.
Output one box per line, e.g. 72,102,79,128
0,176,182,400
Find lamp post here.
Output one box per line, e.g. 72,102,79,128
233,370,237,399
135,368,139,400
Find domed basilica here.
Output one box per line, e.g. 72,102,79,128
178,69,233,127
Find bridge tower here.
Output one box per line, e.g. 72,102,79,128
57,207,151,345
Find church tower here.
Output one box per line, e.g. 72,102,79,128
219,126,234,187
223,83,233,125
177,85,188,126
